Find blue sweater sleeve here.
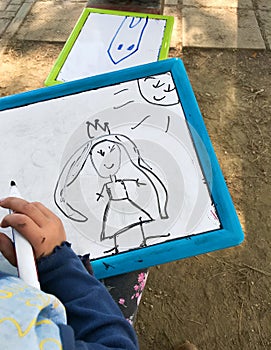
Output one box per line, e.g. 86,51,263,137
37,242,139,350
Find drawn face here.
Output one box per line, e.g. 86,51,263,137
107,17,148,64
91,140,121,178
138,73,179,106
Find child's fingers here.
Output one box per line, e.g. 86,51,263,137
0,198,67,259
32,201,58,220
0,232,17,266
0,213,44,249
0,197,48,228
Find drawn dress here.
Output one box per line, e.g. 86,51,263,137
100,178,153,241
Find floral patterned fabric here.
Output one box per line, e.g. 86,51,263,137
102,269,149,324
79,254,148,324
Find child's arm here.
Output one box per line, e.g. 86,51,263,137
0,197,138,350
38,242,138,350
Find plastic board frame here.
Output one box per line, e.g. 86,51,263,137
45,7,174,86
0,59,244,279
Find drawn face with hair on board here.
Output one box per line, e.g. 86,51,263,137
137,72,179,106
90,140,121,178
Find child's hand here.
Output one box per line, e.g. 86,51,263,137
0,197,66,265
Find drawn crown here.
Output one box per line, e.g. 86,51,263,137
86,119,111,139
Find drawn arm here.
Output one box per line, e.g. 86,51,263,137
96,183,107,201
122,178,147,187
54,141,92,222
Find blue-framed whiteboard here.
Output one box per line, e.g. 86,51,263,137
0,58,244,278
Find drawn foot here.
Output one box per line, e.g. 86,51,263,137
103,245,119,254
143,233,171,245
140,241,147,248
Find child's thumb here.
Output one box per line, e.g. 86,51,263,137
0,233,17,267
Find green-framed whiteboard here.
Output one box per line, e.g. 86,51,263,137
45,8,174,86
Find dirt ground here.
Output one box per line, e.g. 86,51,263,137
0,40,270,350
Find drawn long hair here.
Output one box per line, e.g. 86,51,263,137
54,121,169,222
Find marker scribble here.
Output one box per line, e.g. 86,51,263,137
113,100,135,109
165,116,170,133
114,88,129,95
131,115,151,130
107,17,148,64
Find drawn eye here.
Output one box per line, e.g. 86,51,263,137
117,43,135,51
109,144,116,153
153,80,165,89
164,84,175,93
97,149,105,157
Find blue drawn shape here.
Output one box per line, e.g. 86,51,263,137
107,16,149,64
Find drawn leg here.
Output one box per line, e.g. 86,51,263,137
113,235,119,254
100,201,110,242
103,235,119,254
139,217,147,247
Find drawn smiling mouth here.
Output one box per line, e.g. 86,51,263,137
104,163,114,169
153,95,166,101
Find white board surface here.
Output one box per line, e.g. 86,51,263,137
0,72,220,261
57,12,167,81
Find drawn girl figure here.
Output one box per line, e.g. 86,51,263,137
91,139,155,253
54,119,169,254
